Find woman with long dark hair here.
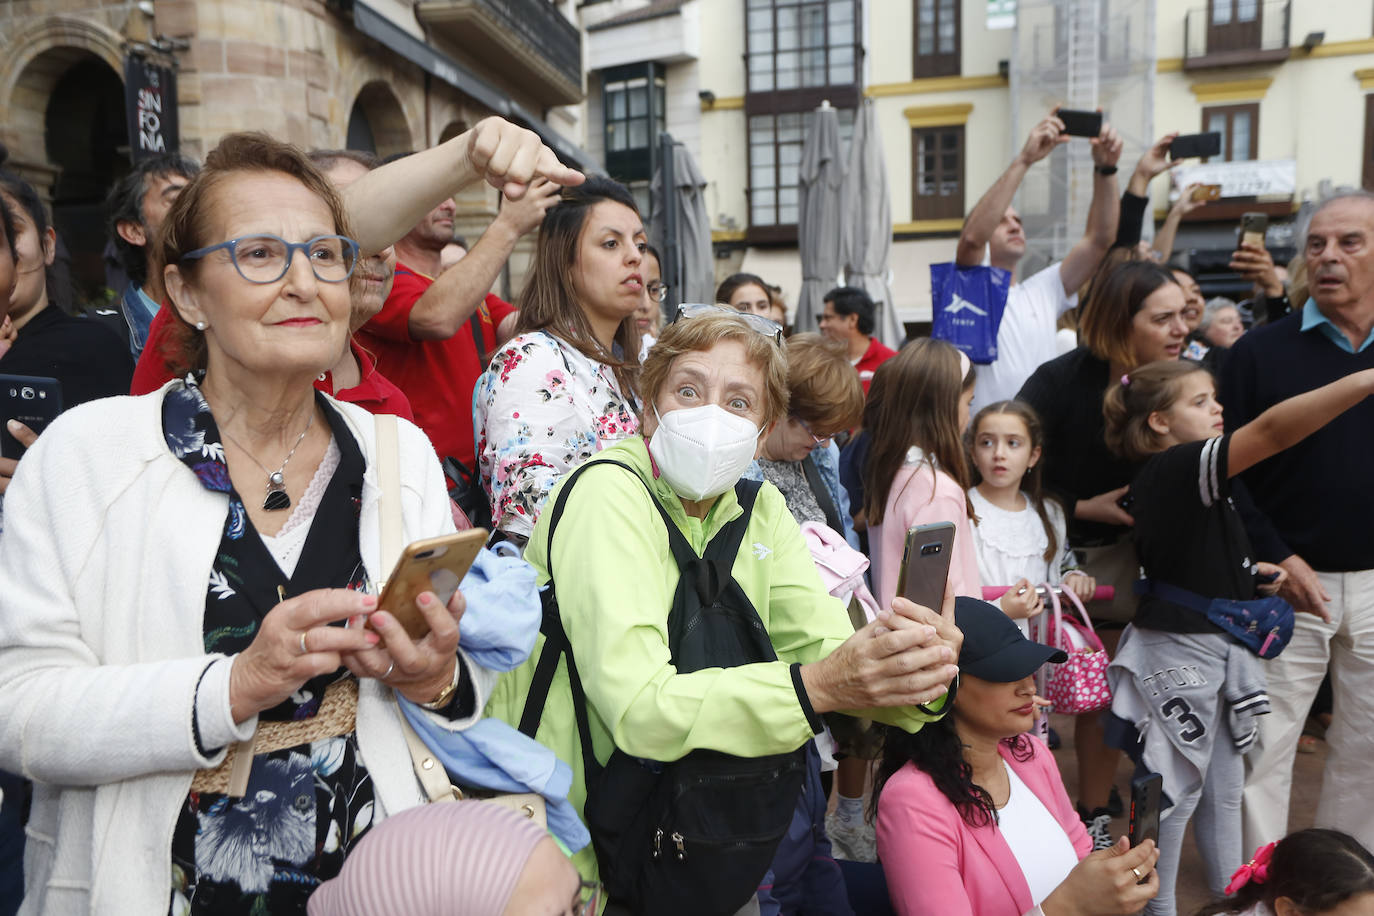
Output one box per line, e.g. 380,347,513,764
473,176,644,543
1192,829,1374,916
875,597,1160,916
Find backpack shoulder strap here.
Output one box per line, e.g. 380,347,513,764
704,477,762,566
469,310,489,369
801,454,844,535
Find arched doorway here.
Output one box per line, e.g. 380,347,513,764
44,56,127,302
345,83,412,157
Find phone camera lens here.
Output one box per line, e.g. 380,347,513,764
920,543,942,556
20,387,35,400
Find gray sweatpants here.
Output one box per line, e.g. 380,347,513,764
1146,698,1244,916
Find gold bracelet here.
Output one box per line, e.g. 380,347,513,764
420,658,461,710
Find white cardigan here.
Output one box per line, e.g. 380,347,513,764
0,385,490,915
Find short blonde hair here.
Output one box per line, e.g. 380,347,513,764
641,313,789,427
783,333,863,434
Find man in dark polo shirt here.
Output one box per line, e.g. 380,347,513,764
1221,190,1374,853
357,176,560,476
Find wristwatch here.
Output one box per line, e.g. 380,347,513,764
1095,165,1118,176
420,659,462,710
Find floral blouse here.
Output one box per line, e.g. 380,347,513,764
162,377,374,915
473,331,639,538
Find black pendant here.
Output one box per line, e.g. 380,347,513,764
263,475,291,511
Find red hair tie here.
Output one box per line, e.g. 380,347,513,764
1224,841,1277,895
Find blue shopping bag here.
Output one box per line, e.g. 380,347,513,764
929,262,1011,364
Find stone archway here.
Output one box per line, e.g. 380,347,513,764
345,81,413,157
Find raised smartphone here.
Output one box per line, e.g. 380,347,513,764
1240,212,1269,249
374,528,488,639
1190,184,1222,202
0,374,62,459
895,522,956,612
1128,772,1163,856
1056,108,1103,138
1169,131,1222,160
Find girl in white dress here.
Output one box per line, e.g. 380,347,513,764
966,399,1097,632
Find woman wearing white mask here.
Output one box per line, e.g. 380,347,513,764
487,308,964,911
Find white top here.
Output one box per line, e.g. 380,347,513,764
999,761,1081,906
0,386,492,916
971,262,1078,411
1055,326,1078,356
968,489,1079,634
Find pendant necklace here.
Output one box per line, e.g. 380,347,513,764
221,410,316,511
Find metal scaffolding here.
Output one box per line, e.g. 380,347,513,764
1010,0,1157,275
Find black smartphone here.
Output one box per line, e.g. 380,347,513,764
1056,108,1103,138
1128,772,1163,859
1169,131,1222,160
895,522,955,612
0,374,62,459
1257,569,1281,585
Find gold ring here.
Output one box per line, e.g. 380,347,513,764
298,631,309,655
1131,867,1143,880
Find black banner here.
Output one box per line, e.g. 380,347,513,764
123,55,179,161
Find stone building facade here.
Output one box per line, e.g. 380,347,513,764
0,0,592,299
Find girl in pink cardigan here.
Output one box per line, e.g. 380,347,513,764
874,598,1160,916
862,340,1041,621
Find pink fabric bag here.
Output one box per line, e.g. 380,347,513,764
1041,583,1112,714
800,521,881,623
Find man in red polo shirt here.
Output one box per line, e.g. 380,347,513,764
358,177,560,472
818,286,897,393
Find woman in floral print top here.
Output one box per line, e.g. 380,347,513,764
474,177,647,542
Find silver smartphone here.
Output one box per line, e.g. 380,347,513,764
894,522,955,611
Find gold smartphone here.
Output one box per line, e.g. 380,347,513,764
374,529,487,639
894,522,956,612
1240,212,1268,249
1190,184,1221,202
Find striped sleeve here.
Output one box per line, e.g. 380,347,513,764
1196,435,1227,508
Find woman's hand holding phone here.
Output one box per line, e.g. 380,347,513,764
1041,836,1160,916
343,589,467,705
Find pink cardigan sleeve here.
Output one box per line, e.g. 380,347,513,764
876,766,977,916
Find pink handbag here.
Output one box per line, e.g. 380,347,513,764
1041,583,1112,715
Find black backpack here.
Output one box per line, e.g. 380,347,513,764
519,459,806,916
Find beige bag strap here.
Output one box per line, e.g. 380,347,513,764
374,414,451,801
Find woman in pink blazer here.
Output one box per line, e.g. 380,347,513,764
875,598,1160,916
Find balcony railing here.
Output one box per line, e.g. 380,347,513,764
415,0,583,106
1183,0,1291,70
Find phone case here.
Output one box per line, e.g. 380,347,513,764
1170,132,1223,160
896,522,956,612
374,529,488,639
0,374,62,459
1128,773,1163,849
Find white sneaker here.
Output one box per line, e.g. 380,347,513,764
824,811,877,863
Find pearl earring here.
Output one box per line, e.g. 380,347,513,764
195,321,207,331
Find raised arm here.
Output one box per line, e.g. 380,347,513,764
406,180,562,340
1058,123,1123,294
1152,185,1206,261
956,111,1068,267
343,117,583,256
1229,368,1374,477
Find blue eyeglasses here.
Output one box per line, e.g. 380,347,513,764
180,234,359,285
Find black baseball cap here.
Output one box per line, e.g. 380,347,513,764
954,596,1066,682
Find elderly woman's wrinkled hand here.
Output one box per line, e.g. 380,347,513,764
343,589,467,706
228,589,381,723
801,589,961,714
463,117,585,201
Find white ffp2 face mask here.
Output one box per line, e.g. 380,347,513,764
647,404,762,501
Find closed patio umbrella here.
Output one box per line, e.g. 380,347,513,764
649,134,715,309
794,103,845,335
842,98,902,348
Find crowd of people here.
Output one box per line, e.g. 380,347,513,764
0,105,1373,916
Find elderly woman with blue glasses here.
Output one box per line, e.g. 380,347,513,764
0,127,580,915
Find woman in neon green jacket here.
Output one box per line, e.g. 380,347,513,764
488,309,963,904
